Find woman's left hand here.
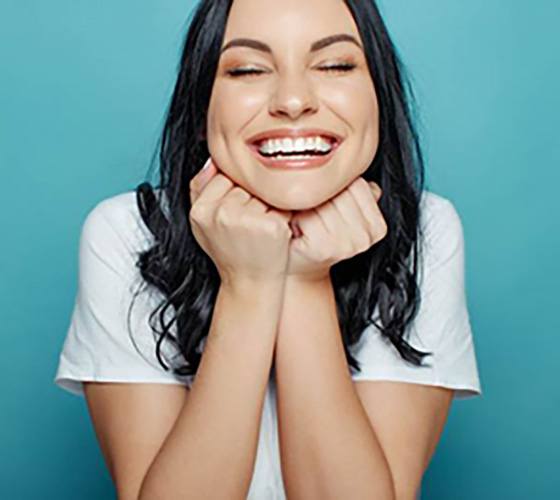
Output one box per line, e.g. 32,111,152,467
286,177,387,282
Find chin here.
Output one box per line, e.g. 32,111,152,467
257,191,330,212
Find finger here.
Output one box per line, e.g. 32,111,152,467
265,205,295,234
289,219,303,238
194,174,236,205
348,178,386,239
189,157,218,204
190,161,237,205
245,196,268,213
222,185,251,209
265,208,294,235
230,185,274,215
292,206,326,234
290,209,320,250
191,157,216,190
367,181,383,202
315,198,348,240
330,188,372,246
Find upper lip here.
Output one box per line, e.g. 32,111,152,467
246,128,343,146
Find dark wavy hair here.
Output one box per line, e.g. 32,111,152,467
128,0,432,384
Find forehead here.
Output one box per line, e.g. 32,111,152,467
223,0,360,48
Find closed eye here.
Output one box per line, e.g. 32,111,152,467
226,63,356,78
226,67,265,77
319,63,357,73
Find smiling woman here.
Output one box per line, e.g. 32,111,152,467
53,0,482,499
207,5,380,211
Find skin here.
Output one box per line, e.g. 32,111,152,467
83,2,452,499
191,158,384,281
206,0,380,213
200,0,385,282
188,0,393,494
192,2,452,499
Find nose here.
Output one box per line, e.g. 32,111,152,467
268,71,319,120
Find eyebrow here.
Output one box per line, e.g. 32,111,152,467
220,33,363,55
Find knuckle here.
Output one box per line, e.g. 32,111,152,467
358,233,371,251
189,177,198,191
343,244,354,257
377,221,388,240
276,221,292,239
262,219,280,235
357,177,369,190
214,206,231,226
381,219,388,235
263,219,287,239
249,198,267,212
189,203,209,224
229,186,249,200
189,204,202,221
238,211,255,230
315,244,330,261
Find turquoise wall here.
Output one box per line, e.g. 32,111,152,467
1,1,558,498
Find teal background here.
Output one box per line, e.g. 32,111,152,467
1,0,558,498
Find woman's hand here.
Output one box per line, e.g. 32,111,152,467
286,177,387,283
189,157,293,286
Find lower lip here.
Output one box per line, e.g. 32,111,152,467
248,141,341,170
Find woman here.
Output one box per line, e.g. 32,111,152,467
54,0,482,498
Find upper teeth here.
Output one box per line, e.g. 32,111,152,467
258,136,333,155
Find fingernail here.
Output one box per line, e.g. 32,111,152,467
202,157,212,171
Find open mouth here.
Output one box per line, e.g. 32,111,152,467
244,128,344,169
249,135,341,161
260,150,331,158
247,136,342,170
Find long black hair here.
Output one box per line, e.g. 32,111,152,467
129,0,432,383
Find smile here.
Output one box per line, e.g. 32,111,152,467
246,128,344,170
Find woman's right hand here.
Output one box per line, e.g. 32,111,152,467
189,157,294,285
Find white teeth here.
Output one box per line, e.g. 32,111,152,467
281,138,293,152
258,136,333,155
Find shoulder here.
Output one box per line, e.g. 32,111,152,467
418,190,466,264
55,189,193,396
79,189,161,264
89,190,140,225
351,190,481,398
419,190,463,234
84,190,149,239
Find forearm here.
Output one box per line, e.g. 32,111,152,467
139,278,285,500
275,278,395,500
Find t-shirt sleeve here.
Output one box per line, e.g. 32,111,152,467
350,194,482,399
53,194,194,397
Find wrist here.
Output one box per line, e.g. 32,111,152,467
221,274,287,296
285,273,331,289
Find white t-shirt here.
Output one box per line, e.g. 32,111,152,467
54,188,482,500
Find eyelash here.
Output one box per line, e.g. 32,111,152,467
226,63,356,78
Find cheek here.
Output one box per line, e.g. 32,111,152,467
353,84,379,161
321,80,378,132
208,82,267,137
321,83,379,166
205,83,268,183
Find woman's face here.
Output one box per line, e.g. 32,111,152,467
206,0,379,211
